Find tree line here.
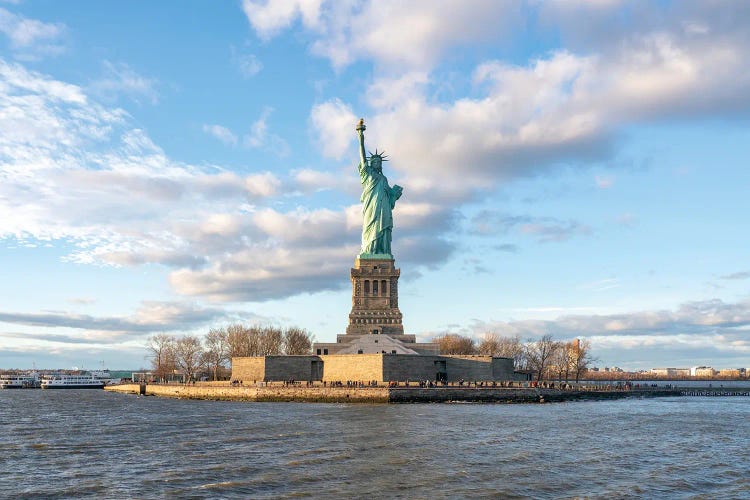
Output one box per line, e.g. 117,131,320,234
146,325,315,382
432,332,595,382
145,326,591,383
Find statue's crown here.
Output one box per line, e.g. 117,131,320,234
368,149,388,161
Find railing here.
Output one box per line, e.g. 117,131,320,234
680,389,750,397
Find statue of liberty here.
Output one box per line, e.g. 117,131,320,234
355,118,403,258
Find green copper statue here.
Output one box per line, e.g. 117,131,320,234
356,118,403,258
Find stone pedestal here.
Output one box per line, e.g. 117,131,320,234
345,257,404,336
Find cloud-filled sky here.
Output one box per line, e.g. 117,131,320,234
1,0,749,370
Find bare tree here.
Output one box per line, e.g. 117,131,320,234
433,334,477,355
259,326,283,356
203,327,229,381
551,341,572,382
478,332,501,356
283,327,315,355
146,334,176,382
478,333,527,369
226,324,257,358
225,324,286,357
525,334,561,382
173,335,205,383
569,338,596,383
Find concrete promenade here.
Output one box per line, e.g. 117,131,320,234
105,383,681,404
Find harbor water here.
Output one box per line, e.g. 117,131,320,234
1,390,748,498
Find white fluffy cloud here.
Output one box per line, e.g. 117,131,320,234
0,6,65,57
6,2,750,311
0,58,282,271
0,56,452,304
241,0,324,41
260,2,750,202
242,0,519,69
170,245,356,302
310,98,358,160
310,27,750,201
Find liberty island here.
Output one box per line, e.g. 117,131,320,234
102,122,716,399
101,119,712,402
103,120,691,400
225,119,522,384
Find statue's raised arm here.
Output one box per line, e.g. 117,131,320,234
356,118,367,172
354,118,402,258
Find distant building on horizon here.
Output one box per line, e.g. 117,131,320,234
650,368,690,377
692,366,715,377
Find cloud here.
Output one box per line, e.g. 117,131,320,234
720,271,750,281
300,3,750,204
231,47,263,78
170,245,356,302
167,199,460,301
366,71,429,108
0,301,231,335
578,278,620,292
6,4,750,309
467,298,750,367
241,0,323,41
291,167,355,193
89,61,159,105
0,7,65,58
0,301,267,368
242,0,519,70
473,298,750,339
243,106,289,156
0,58,285,276
1,59,452,304
471,211,591,243
310,98,358,160
203,111,289,154
495,243,519,253
68,297,96,305
374,34,749,197
203,124,238,146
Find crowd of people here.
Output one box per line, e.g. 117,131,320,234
224,378,628,391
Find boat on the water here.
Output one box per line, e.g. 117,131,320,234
41,374,105,389
0,373,40,389
89,369,121,386
0,375,26,389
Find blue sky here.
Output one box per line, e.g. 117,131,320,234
1,0,749,370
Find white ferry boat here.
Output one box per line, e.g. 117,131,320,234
89,369,121,386
0,375,26,389
0,373,40,389
41,374,105,389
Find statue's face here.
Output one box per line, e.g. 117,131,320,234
371,157,382,172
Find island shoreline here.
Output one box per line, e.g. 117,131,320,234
105,383,682,404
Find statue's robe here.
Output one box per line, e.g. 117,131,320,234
359,161,400,256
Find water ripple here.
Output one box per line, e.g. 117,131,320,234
1,391,749,498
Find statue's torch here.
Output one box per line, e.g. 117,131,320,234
356,118,366,132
